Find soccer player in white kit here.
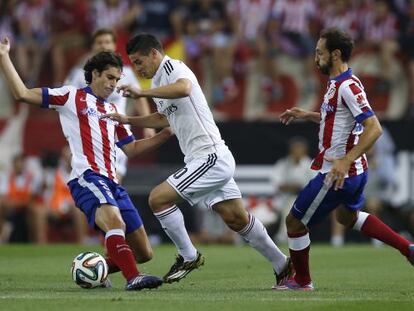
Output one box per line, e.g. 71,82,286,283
0,37,173,290
65,28,155,183
102,33,293,287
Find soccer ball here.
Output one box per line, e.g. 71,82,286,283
71,252,109,288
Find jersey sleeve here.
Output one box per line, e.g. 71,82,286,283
41,86,73,111
112,104,136,147
164,59,194,84
341,82,374,123
123,67,141,89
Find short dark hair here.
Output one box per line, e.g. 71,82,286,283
320,28,354,62
83,51,123,84
92,28,117,45
126,33,164,55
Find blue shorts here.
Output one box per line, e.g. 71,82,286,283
291,172,368,227
68,170,143,234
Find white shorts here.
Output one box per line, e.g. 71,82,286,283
116,149,128,178
167,147,242,208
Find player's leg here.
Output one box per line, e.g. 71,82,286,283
212,196,293,287
278,173,341,290
336,204,414,265
149,181,204,282
68,171,162,290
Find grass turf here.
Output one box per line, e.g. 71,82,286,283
0,244,413,311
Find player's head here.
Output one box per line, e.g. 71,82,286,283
126,33,164,79
315,28,354,75
92,28,117,53
83,51,123,99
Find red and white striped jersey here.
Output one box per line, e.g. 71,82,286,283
311,69,374,177
41,86,134,182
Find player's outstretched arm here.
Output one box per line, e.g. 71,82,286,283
101,112,169,129
121,127,174,158
280,107,320,124
0,37,42,105
118,78,191,99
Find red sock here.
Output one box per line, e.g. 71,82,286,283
105,233,139,281
288,232,311,286
289,246,311,286
360,215,411,257
105,257,121,274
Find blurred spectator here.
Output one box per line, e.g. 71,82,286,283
92,0,141,32
319,0,359,40
227,0,273,107
0,0,17,47
360,0,399,88
267,0,318,98
50,0,91,85
64,28,155,182
41,147,88,244
270,137,316,242
399,0,414,117
134,0,182,41
14,0,50,87
0,154,45,243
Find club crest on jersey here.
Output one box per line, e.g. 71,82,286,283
323,83,336,103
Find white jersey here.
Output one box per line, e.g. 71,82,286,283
41,86,135,182
65,64,140,115
312,68,374,177
151,56,225,163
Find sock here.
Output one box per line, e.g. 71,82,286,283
288,232,311,286
238,214,287,274
105,256,120,274
154,205,197,261
353,212,411,257
105,229,139,282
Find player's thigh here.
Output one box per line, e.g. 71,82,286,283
166,153,235,207
335,205,358,227
148,181,184,212
126,225,153,263
291,173,343,227
95,204,125,232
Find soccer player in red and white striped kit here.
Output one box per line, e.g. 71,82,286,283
277,28,414,291
0,37,173,291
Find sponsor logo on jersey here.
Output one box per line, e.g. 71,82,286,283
321,102,335,113
162,104,178,116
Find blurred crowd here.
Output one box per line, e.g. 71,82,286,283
0,0,414,119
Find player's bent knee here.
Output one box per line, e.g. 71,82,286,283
286,213,306,234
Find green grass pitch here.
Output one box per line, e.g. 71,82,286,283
0,244,413,311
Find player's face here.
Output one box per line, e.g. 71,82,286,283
315,38,333,75
92,34,116,53
129,50,158,79
91,66,122,98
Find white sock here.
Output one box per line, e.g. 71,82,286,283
238,214,287,274
154,205,197,261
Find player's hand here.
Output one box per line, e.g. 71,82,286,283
280,107,308,125
0,37,11,57
142,128,156,138
117,84,144,99
324,157,352,190
160,127,174,137
100,112,129,124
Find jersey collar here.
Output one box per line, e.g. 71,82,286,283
331,68,352,82
153,55,171,81
82,86,107,103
